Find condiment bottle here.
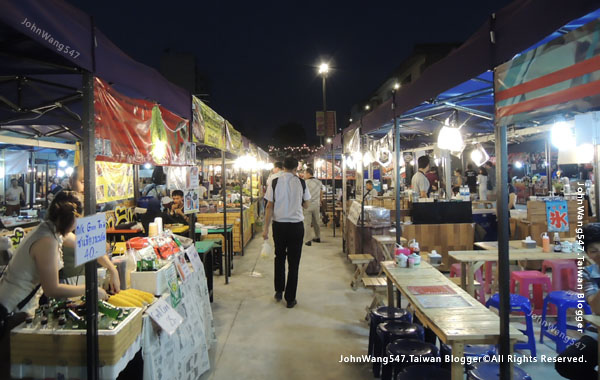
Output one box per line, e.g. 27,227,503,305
541,232,550,253
553,232,562,252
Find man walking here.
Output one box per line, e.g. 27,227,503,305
263,157,310,308
303,168,322,246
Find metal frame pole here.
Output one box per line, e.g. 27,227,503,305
342,134,347,253
545,136,552,195
82,69,99,380
332,143,335,236
222,146,229,284
393,91,402,245
240,167,244,256
494,75,512,380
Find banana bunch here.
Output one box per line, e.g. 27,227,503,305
108,289,155,308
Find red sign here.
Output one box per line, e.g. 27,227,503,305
407,285,456,295
94,78,190,166
316,111,336,137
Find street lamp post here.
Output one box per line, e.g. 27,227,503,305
319,63,329,147
319,62,334,237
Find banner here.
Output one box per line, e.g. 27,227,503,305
191,96,205,144
546,200,569,232
226,121,242,154
495,20,600,126
196,99,225,150
316,111,336,137
343,128,360,154
95,162,134,203
183,189,200,214
94,78,191,166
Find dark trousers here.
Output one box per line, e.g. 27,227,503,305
272,221,304,303
555,335,598,379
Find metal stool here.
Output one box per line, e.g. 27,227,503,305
368,307,412,357
374,322,424,377
382,339,439,380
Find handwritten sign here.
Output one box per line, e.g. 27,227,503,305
74,213,107,266
174,252,192,282
185,245,203,274
147,298,183,335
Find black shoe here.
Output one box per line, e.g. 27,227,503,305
312,238,321,243
305,241,312,246
286,300,297,308
274,292,282,302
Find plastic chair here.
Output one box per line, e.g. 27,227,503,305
509,270,552,314
467,362,532,380
368,307,411,357
541,259,577,291
450,263,486,304
374,322,424,377
382,339,440,380
440,343,497,370
540,290,593,353
396,364,450,380
486,293,536,357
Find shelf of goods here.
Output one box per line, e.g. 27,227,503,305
196,202,257,252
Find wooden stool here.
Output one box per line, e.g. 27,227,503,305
348,254,374,289
363,277,388,310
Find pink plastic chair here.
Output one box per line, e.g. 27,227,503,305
450,263,486,304
541,259,578,291
510,271,552,314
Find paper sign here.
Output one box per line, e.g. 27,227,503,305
185,245,203,274
546,200,569,232
186,166,199,189
174,252,192,282
75,213,107,266
147,298,184,335
407,285,456,295
184,189,200,214
166,264,182,308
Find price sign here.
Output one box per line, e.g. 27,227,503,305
74,213,107,266
185,245,203,274
147,298,183,335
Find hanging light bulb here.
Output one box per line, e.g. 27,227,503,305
470,143,489,167
514,161,523,169
551,120,575,149
437,125,463,151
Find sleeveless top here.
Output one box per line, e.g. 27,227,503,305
0,221,63,314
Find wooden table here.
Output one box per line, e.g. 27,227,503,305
381,260,521,380
195,240,215,302
449,249,582,297
582,315,600,380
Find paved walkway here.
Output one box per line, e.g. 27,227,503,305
201,229,374,380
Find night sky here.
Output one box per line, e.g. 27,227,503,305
69,0,512,146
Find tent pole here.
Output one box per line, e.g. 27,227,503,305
545,136,552,195
332,142,335,237
342,134,347,253
133,165,139,204
494,89,512,380
82,70,99,380
393,91,402,245
222,147,229,284
240,167,244,256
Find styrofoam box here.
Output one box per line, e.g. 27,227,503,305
130,264,170,295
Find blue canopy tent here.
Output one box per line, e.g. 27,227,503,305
336,2,600,378
0,0,193,377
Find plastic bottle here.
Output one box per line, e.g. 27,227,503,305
553,233,562,252
542,232,550,253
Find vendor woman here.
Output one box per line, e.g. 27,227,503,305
0,191,109,321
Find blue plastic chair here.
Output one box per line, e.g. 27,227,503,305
383,339,440,380
486,293,536,357
467,362,532,380
368,306,411,357
375,322,424,377
396,364,450,380
540,290,593,353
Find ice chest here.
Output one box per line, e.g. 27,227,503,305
130,264,171,295
11,307,142,368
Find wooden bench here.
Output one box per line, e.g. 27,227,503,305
363,276,387,310
348,254,374,289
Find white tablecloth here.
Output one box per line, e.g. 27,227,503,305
141,263,215,380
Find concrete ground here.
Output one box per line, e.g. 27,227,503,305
199,227,595,380
200,230,375,380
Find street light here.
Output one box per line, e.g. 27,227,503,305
365,104,370,111
393,82,400,90
318,63,329,75
326,137,332,144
